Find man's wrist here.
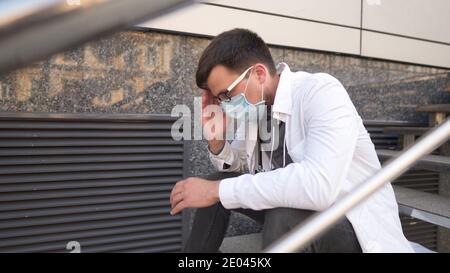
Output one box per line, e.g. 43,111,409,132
207,180,221,203
213,180,221,201
208,140,225,155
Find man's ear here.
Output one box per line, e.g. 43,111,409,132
253,63,267,84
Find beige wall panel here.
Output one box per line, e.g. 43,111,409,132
209,0,361,27
362,30,450,68
140,4,360,55
363,0,450,44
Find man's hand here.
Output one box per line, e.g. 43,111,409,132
170,177,220,215
202,89,226,154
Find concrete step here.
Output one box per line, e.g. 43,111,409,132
220,233,262,253
393,186,450,228
377,149,450,172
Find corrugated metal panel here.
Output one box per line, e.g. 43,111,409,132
392,170,440,194
400,216,438,250
364,120,439,251
0,112,187,253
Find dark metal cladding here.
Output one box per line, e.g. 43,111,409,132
0,112,188,253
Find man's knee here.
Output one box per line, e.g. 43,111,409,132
204,172,241,181
262,208,315,248
265,208,314,225
193,202,228,220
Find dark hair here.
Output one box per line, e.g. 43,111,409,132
196,28,277,90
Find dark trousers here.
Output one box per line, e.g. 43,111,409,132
183,172,362,253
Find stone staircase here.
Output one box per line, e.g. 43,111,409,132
377,104,450,230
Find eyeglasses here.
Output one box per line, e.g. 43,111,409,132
213,66,253,103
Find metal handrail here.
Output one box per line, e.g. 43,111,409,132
264,117,450,253
0,0,194,75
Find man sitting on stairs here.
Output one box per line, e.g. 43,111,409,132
169,28,414,253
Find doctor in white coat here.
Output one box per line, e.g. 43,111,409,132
170,28,413,253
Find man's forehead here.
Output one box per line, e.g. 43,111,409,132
207,65,237,94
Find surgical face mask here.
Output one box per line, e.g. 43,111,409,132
220,68,266,122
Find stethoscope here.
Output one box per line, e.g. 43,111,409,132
257,119,287,173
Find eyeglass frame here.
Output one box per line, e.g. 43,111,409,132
212,66,254,103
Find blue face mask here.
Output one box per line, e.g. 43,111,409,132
221,93,266,121
220,68,266,121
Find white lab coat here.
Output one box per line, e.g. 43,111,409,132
210,63,414,253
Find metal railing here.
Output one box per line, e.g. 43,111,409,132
0,0,194,75
264,117,450,253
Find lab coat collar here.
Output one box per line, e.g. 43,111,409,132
272,62,293,122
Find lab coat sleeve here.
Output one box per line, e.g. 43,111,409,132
209,139,248,173
218,79,359,210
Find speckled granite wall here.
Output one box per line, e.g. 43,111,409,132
0,30,449,239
